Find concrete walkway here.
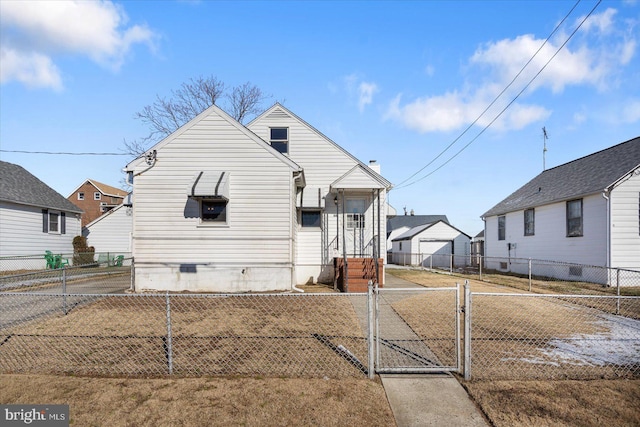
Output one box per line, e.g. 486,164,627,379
381,269,489,427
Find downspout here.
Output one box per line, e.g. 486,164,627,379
291,171,305,292
377,188,381,285
602,189,611,269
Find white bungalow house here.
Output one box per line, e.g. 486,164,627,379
124,103,392,293
0,161,82,270
391,220,471,268
82,194,133,257
481,137,640,281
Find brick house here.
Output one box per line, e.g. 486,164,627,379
67,179,127,227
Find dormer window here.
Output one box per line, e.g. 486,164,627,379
270,128,288,154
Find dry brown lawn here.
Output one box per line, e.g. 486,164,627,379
0,374,395,426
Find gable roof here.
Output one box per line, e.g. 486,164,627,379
331,164,388,191
125,103,303,174
68,179,127,198
483,137,640,218
250,103,393,190
387,215,449,232
0,161,83,213
392,220,471,241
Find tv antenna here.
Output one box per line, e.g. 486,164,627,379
542,127,548,171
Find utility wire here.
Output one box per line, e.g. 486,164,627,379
394,0,599,190
0,149,129,156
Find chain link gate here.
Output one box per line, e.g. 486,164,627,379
372,284,461,374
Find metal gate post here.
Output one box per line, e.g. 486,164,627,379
375,282,380,370
463,280,472,380
455,282,461,373
367,282,374,379
528,258,532,292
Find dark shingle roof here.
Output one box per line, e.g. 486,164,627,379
483,137,640,217
0,161,82,213
387,215,449,232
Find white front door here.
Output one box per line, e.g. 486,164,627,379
345,198,366,257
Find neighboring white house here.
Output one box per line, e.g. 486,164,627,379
124,103,392,292
386,214,449,262
82,198,132,256
482,137,640,281
0,161,82,270
391,220,471,268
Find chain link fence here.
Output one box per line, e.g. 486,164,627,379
0,291,371,378
1,259,639,381
0,257,132,294
390,253,640,291
465,290,640,380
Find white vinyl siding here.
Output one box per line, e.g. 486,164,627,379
609,169,640,270
129,108,297,291
83,204,132,254
0,201,81,260
484,193,608,267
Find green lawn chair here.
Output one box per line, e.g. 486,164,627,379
113,255,124,267
45,251,57,269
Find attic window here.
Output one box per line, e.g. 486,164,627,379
77,192,85,201
94,192,101,200
270,128,288,154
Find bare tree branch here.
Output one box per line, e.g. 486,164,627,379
124,75,270,157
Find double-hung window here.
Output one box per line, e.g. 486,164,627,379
566,199,583,237
498,216,506,240
524,209,535,236
42,209,65,234
270,128,288,154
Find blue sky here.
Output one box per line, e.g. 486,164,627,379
1,0,639,236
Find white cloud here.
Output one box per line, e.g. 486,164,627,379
358,82,378,112
341,74,379,112
0,0,157,89
0,46,62,90
621,100,640,123
387,7,636,134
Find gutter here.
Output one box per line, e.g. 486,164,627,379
602,189,611,269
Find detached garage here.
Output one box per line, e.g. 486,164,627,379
391,220,471,268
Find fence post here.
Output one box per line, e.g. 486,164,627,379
367,281,374,379
463,280,472,381
130,257,135,292
479,256,483,281
450,254,453,274
165,292,173,375
62,267,67,315
616,269,621,315
455,282,461,373
528,258,532,292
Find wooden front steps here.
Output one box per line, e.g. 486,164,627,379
334,257,384,292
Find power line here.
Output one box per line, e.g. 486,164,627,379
394,0,599,190
0,149,129,156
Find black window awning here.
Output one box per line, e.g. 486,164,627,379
189,171,230,200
